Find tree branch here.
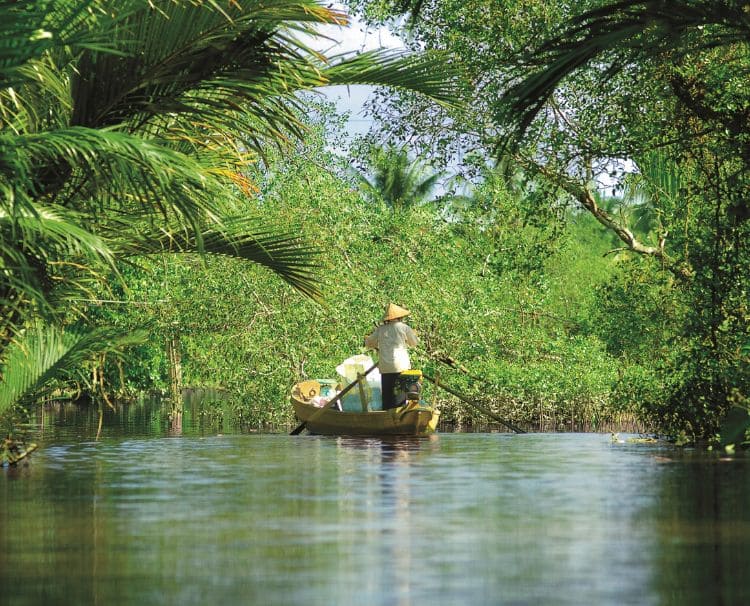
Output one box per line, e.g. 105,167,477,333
530,159,692,279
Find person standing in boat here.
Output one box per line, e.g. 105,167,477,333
364,303,419,410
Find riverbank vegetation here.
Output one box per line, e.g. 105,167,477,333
1,0,748,447
0,0,460,433
345,0,750,444
78,113,628,432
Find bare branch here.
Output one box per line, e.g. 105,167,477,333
529,159,692,279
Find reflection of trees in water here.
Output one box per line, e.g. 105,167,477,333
34,397,164,440
379,438,417,606
32,389,237,440
331,435,439,605
0,437,105,603
653,456,750,604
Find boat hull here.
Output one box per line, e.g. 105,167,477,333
291,387,439,436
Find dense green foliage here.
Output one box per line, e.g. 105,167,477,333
3,0,747,446
0,0,462,429
82,114,624,431
343,0,750,444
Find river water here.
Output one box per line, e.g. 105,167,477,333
2,401,749,605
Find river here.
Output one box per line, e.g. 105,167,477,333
1,400,749,605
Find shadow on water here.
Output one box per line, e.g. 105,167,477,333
650,451,750,605
23,388,646,446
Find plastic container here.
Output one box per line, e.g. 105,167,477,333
316,379,339,399
341,386,382,412
336,354,382,412
335,354,380,385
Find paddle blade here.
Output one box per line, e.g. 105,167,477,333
289,422,307,435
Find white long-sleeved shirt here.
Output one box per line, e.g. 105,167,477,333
365,321,418,373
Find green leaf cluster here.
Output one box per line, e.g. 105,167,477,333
345,0,750,443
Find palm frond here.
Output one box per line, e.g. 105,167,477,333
67,2,462,147
617,150,682,234
0,56,74,135
0,202,118,339
501,0,750,141
0,323,146,412
321,49,466,110
0,204,113,304
7,127,224,233
1,204,114,263
355,144,444,209
116,216,323,301
412,172,443,201
69,0,345,132
0,0,116,90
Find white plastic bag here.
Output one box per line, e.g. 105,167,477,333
336,354,382,411
336,354,377,383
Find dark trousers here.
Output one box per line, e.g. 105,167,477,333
381,373,400,410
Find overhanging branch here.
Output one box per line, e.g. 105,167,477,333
531,159,692,279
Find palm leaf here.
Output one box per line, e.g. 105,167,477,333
116,216,323,301
69,0,345,131
1,204,114,263
412,172,443,201
7,127,224,234
67,2,462,148
0,323,146,412
0,56,74,135
0,0,119,90
321,49,465,110
0,202,118,341
501,0,750,140
354,144,444,209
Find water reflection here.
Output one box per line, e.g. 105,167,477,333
2,422,750,605
330,437,438,605
652,454,750,605
377,438,431,606
22,391,248,445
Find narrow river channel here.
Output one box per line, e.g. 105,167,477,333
2,401,749,605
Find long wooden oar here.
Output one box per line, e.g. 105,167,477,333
422,372,525,433
422,350,483,382
290,362,379,435
419,349,526,434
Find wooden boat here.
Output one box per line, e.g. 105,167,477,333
290,377,439,436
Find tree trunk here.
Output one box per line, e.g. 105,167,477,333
166,332,183,416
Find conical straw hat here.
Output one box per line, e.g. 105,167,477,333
383,303,410,321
